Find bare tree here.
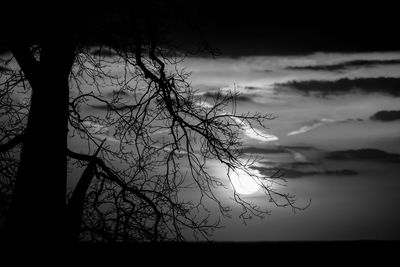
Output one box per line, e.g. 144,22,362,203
0,1,302,243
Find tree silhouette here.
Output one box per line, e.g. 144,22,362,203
0,2,300,243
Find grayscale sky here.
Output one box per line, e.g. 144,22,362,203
5,2,398,241
63,3,400,240
173,3,400,240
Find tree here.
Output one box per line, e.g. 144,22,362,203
0,1,300,243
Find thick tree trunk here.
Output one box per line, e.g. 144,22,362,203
5,38,75,243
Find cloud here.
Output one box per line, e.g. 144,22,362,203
280,162,321,168
196,100,279,142
285,149,308,162
275,77,400,97
283,145,316,150
242,127,279,142
287,118,336,136
326,148,400,163
241,146,287,154
194,100,213,109
231,116,279,142
287,122,325,136
251,166,358,179
241,145,313,163
286,59,400,72
370,110,400,122
82,121,120,143
244,86,263,90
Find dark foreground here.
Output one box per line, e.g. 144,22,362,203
2,241,399,264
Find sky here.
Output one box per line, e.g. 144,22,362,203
167,4,400,240
67,52,400,240
66,5,400,241
174,1,400,57
179,52,400,240
3,2,399,241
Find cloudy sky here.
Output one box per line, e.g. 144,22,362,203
167,4,400,240
178,51,400,240
72,53,400,239
66,3,400,241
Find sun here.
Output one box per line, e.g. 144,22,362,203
230,169,261,195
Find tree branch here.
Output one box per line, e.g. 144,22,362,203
67,143,162,241
0,134,24,153
66,139,105,241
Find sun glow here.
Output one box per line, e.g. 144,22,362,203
230,169,262,195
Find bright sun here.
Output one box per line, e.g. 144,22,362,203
230,169,261,195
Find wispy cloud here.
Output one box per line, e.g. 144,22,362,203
195,100,279,142
231,116,279,142
287,117,364,136
287,122,324,136
287,118,336,136
82,121,120,143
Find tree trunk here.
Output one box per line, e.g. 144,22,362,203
5,38,75,243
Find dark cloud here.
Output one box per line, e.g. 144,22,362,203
241,146,287,154
280,162,321,168
326,149,400,163
241,145,318,157
283,145,316,151
252,166,357,179
275,77,400,97
286,59,400,72
370,110,400,122
244,86,263,90
202,91,253,102
323,169,358,176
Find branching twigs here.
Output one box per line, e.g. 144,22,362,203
1,7,304,242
